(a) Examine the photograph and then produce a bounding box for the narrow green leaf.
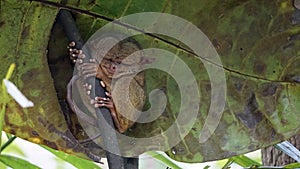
[42,145,102,169]
[0,161,7,169]
[4,63,15,80]
[5,133,13,139]
[231,155,261,167]
[0,136,17,152]
[0,105,5,150]
[147,151,181,169]
[0,63,15,150]
[0,136,25,157]
[0,88,7,150]
[222,159,234,169]
[203,165,211,169]
[250,164,300,169]
[283,162,300,169]
[0,154,41,169]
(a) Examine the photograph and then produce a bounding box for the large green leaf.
[0,0,299,164]
[0,0,102,162]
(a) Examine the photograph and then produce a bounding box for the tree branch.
[57,9,135,169]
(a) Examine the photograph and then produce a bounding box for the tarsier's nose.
[111,63,118,71]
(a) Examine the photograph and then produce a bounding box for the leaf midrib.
[31,0,299,84]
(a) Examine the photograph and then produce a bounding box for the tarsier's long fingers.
[100,80,106,88]
[78,63,98,71]
[82,80,106,96]
[93,97,114,109]
[104,92,112,99]
[83,83,92,95]
[92,92,113,107]
[76,59,97,67]
[67,41,85,63]
[80,70,97,78]
[92,94,120,131]
[77,60,99,78]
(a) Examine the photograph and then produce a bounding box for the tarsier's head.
[99,38,143,79]
[88,35,153,79]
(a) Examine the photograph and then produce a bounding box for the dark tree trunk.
[262,135,300,166]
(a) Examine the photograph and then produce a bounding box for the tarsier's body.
[69,37,146,133]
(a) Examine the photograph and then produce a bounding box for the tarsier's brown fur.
[70,36,147,133]
[93,39,146,133]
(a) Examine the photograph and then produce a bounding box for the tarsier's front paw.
[93,94,113,108]
[91,92,117,115]
[83,79,106,96]
[87,82,115,110]
[67,41,85,63]
[68,42,100,79]
[77,60,99,79]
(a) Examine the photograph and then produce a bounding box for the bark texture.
[262,135,300,166]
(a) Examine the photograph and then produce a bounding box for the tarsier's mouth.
[106,68,116,75]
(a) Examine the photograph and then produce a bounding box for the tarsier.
[67,36,149,133]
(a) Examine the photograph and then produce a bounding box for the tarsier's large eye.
[114,60,122,65]
[102,57,121,63]
[102,58,114,65]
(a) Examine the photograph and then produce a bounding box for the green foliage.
[1,136,17,152]
[222,155,261,168]
[0,63,15,148]
[0,64,100,169]
[42,145,102,169]
[0,0,300,165]
[0,64,44,169]
[0,154,41,169]
[248,162,300,169]
[147,151,181,169]
[0,131,103,169]
[0,0,99,161]
[0,1,298,167]
[283,162,300,169]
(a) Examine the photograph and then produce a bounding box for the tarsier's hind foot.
[67,41,85,63]
[88,81,115,114]
[77,61,99,78]
[87,81,121,131]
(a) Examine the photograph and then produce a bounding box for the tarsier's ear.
[140,57,155,65]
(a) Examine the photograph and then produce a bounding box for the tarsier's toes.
[67,41,85,63]
[93,96,113,108]
[83,83,92,95]
[91,97,104,108]
[90,99,96,105]
[76,58,83,64]
[68,41,76,48]
[90,58,96,62]
[100,80,106,88]
[77,62,98,78]
[104,92,112,98]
